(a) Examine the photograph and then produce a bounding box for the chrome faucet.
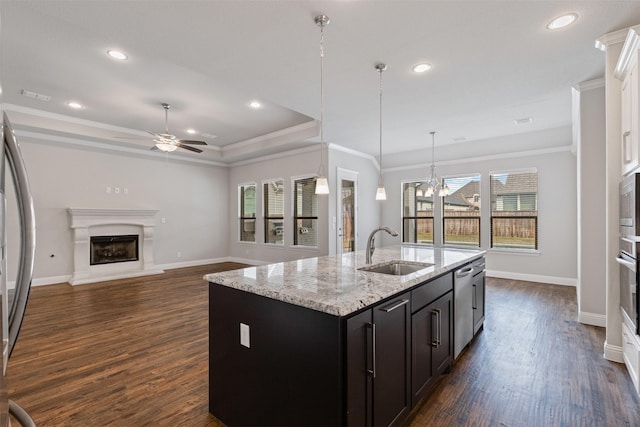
[366,226,399,264]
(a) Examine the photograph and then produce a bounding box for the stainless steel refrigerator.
[1,112,37,426]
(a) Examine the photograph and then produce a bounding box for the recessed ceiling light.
[186,129,197,135]
[66,101,83,109]
[412,63,432,73]
[106,49,128,60]
[249,101,261,109]
[547,13,577,30]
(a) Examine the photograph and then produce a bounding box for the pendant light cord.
[378,66,384,185]
[318,20,326,176]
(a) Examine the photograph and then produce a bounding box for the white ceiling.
[1,1,639,166]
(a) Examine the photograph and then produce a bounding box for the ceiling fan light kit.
[149,103,207,154]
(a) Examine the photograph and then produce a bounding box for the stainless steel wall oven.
[619,173,640,335]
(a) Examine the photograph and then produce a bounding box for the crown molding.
[614,25,640,80]
[595,26,633,52]
[15,130,228,167]
[573,78,605,92]
[383,145,572,173]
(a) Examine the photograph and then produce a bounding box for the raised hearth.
[67,208,164,285]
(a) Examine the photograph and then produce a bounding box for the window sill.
[290,245,319,251]
[487,247,540,256]
[261,243,286,248]
[237,240,256,245]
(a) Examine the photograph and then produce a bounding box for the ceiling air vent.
[21,89,51,102]
[201,133,217,139]
[514,117,532,125]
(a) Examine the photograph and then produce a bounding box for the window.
[263,179,284,245]
[442,175,481,247]
[402,182,434,244]
[239,183,256,242]
[293,177,318,247]
[490,171,538,250]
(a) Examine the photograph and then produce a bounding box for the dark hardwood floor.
[7,266,640,426]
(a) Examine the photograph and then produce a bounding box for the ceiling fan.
[148,103,207,153]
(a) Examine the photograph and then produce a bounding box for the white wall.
[227,147,330,263]
[380,128,577,285]
[328,146,382,255]
[574,80,606,326]
[5,139,229,284]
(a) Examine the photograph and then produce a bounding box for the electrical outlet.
[240,323,250,348]
[115,187,120,194]
[177,251,181,258]
[106,186,111,194]
[123,188,129,195]
[161,217,166,224]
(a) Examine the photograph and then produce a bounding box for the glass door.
[337,169,357,256]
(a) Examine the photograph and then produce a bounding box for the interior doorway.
[337,168,358,255]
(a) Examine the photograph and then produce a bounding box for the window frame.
[489,168,538,251]
[401,180,435,245]
[441,173,482,248]
[238,182,257,243]
[262,178,285,246]
[292,175,319,248]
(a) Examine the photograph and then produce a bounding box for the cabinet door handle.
[472,284,477,309]
[367,322,376,378]
[436,308,442,346]
[430,310,438,347]
[380,298,409,313]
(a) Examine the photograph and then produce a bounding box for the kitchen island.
[205,245,485,427]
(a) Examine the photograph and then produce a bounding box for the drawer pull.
[380,298,409,313]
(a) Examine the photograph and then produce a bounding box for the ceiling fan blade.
[177,143,203,153]
[150,146,159,151]
[177,139,207,145]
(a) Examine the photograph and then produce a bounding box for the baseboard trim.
[69,268,165,285]
[486,270,577,287]
[579,311,606,327]
[604,341,624,363]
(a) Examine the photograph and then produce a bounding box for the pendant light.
[375,63,388,200]
[425,131,450,197]
[314,15,330,195]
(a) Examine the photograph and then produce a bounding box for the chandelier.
[425,131,449,197]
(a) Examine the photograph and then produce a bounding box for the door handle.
[472,284,477,309]
[4,113,37,357]
[367,322,376,378]
[436,308,442,347]
[430,310,438,347]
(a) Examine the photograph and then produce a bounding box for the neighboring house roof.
[493,173,537,195]
[454,180,481,200]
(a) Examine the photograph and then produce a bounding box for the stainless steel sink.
[359,261,434,276]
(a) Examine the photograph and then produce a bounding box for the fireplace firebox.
[90,235,139,265]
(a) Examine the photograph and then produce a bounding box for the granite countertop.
[204,245,485,317]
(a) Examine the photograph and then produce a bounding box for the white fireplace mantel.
[67,208,164,285]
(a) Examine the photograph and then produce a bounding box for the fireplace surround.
[67,208,164,285]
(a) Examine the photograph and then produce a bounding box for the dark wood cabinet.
[411,290,453,406]
[346,292,411,427]
[472,267,485,335]
[209,264,476,426]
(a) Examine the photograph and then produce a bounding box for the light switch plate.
[240,323,250,348]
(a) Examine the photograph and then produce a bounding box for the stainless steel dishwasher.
[454,264,474,359]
